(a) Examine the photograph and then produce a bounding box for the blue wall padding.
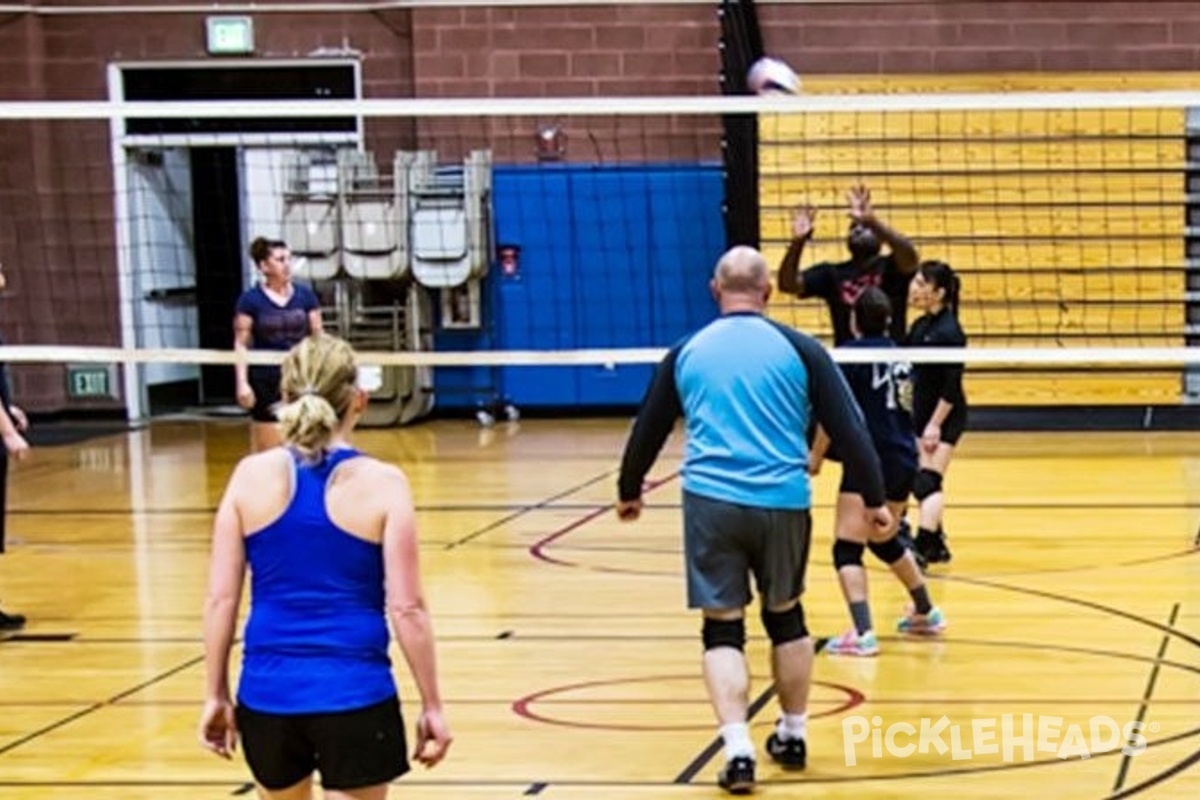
[434,163,725,409]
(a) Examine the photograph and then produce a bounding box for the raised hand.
[792,205,818,240]
[847,184,873,223]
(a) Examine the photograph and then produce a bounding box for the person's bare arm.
[199,463,247,759]
[777,206,818,295]
[848,184,918,274]
[381,466,452,767]
[808,425,830,476]
[233,314,255,408]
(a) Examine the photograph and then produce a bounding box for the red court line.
[512,675,863,732]
[528,472,679,570]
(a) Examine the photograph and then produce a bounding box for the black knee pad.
[761,604,808,646]
[912,468,943,501]
[702,617,746,651]
[832,539,865,570]
[868,535,907,565]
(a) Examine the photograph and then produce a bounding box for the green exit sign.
[206,16,255,55]
[67,365,117,400]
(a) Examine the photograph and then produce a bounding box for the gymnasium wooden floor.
[0,418,1198,799]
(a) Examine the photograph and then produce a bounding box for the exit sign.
[206,16,255,55]
[67,365,117,400]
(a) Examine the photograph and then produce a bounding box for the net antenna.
[718,0,766,248]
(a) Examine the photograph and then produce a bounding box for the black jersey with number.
[907,308,967,425]
[839,337,916,462]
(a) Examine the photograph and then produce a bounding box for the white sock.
[720,722,755,760]
[777,712,808,741]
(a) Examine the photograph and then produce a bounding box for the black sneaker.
[914,529,951,565]
[928,530,952,564]
[717,755,755,795]
[766,732,807,770]
[0,607,26,632]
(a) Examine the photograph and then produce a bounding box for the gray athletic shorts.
[682,490,811,610]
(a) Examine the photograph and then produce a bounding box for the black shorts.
[236,695,409,791]
[913,406,968,446]
[248,367,282,424]
[840,453,916,504]
[682,490,811,610]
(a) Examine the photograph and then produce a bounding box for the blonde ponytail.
[277,334,359,459]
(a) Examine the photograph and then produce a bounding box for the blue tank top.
[237,447,396,714]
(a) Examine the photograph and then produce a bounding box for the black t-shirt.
[800,255,913,345]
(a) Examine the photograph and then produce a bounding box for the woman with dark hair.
[811,287,945,655]
[233,237,323,452]
[905,260,967,572]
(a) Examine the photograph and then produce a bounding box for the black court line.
[0,653,204,758]
[7,502,601,517]
[2,727,1199,791]
[9,508,216,516]
[3,633,77,642]
[443,469,616,550]
[3,731,1200,794]
[1112,602,1182,794]
[672,638,827,785]
[19,499,1200,518]
[940,575,1200,651]
[633,502,1200,511]
[1110,744,1200,799]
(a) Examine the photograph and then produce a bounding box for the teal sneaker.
[825,629,880,657]
[897,605,947,635]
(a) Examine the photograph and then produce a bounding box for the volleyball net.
[0,90,1197,417]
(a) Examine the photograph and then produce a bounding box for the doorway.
[111,59,362,419]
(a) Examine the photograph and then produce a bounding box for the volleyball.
[747,56,800,95]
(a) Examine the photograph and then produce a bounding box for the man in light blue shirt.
[617,245,889,794]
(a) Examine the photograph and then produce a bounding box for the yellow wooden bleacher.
[759,72,1193,405]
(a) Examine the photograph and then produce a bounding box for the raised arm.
[381,467,452,767]
[848,184,918,274]
[776,205,818,295]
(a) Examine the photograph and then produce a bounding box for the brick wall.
[0,10,416,410]
[410,5,717,97]
[758,1,1200,74]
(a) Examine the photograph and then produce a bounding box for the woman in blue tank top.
[201,334,452,797]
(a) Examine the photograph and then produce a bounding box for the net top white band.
[5,91,1200,121]
[0,345,1197,368]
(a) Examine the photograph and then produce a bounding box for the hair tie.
[300,386,318,397]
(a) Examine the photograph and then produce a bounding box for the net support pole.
[717,0,763,249]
